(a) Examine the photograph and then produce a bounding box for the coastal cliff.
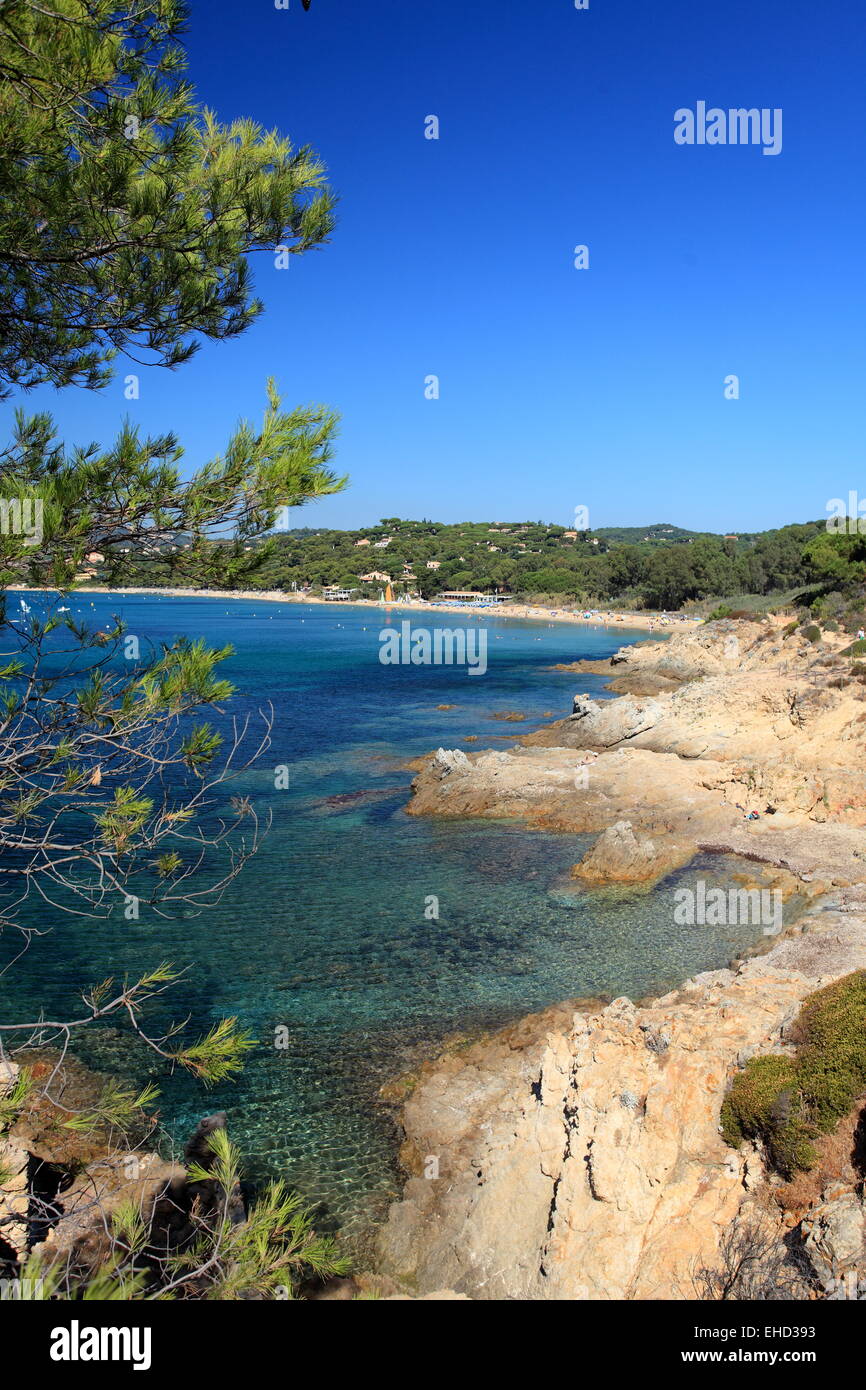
[376,619,866,1299]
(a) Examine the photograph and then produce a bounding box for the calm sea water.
[1,596,782,1252]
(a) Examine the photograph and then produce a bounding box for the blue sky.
[13,0,866,532]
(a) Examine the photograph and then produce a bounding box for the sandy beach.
[8,585,700,634]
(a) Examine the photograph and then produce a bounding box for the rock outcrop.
[377,620,866,1300]
[407,620,866,886]
[0,1055,244,1292]
[569,820,695,886]
[801,1185,866,1291]
[377,900,866,1300]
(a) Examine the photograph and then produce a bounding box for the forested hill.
[127,516,866,618]
[231,517,841,610]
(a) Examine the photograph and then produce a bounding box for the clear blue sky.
[15,0,866,533]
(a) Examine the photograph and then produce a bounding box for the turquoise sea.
[0,596,786,1252]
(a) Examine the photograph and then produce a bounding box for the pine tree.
[0,3,349,1295]
[0,0,336,396]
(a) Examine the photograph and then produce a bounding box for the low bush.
[720,971,866,1178]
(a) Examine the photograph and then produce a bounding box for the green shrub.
[706,605,733,622]
[782,621,798,637]
[793,972,866,1130]
[720,971,866,1177]
[802,624,822,643]
[823,618,839,632]
[720,1055,814,1176]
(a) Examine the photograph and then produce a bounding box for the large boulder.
[570,820,694,886]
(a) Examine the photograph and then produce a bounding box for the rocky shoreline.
[374,618,866,1299]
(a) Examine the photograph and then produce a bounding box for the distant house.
[725,534,738,541]
[372,537,392,549]
[359,570,391,583]
[426,560,441,570]
[354,538,371,547]
[563,530,577,540]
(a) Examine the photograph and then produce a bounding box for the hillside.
[113,516,866,625]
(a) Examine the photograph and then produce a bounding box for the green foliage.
[802,624,822,643]
[721,971,866,1177]
[720,1055,814,1176]
[4,1249,148,1301]
[172,1016,257,1085]
[228,517,830,610]
[96,787,155,854]
[0,0,336,396]
[793,972,866,1130]
[62,1080,160,1134]
[0,382,345,593]
[803,531,866,587]
[0,1064,33,1130]
[0,0,351,1306]
[176,1126,349,1299]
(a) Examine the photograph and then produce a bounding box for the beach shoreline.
[5,585,699,634]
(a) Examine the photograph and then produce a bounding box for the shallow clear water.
[0,596,785,1252]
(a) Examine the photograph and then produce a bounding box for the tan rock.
[377,907,866,1300]
[570,821,695,886]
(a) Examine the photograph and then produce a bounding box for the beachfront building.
[322,586,357,601]
[437,590,508,607]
